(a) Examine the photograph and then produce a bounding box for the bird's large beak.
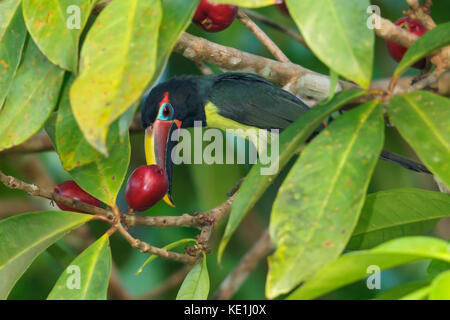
[145,119,182,207]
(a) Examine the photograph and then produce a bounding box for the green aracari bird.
[141,72,430,206]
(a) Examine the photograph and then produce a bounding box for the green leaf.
[400,286,431,300]
[0,211,92,300]
[376,280,430,300]
[176,255,209,300]
[0,2,27,109]
[327,69,339,102]
[429,270,450,300]
[47,242,77,267]
[348,188,450,250]
[69,122,130,207]
[0,0,20,38]
[218,89,366,262]
[136,238,196,275]
[70,0,162,154]
[287,236,450,300]
[55,76,101,171]
[427,258,450,279]
[388,91,450,188]
[44,112,58,145]
[0,38,65,152]
[45,96,131,206]
[118,103,138,140]
[286,0,374,88]
[22,0,95,72]
[377,254,450,300]
[267,100,384,298]
[394,22,450,77]
[47,234,111,300]
[211,0,275,7]
[151,0,200,84]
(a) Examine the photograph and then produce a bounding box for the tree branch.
[214,229,273,300]
[124,196,233,232]
[109,264,134,300]
[0,170,114,218]
[0,170,236,265]
[138,265,192,300]
[2,133,54,154]
[174,32,352,100]
[90,1,446,103]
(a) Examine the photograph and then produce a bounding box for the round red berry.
[386,17,427,69]
[125,165,169,212]
[193,0,238,33]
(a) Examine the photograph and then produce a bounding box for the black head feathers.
[141,76,209,129]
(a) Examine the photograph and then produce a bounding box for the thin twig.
[138,265,192,300]
[243,9,306,46]
[197,195,236,247]
[374,14,418,47]
[109,265,134,300]
[237,9,290,63]
[405,0,436,30]
[195,61,214,75]
[2,133,54,154]
[116,222,197,264]
[214,229,273,300]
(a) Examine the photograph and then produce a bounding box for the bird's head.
[141,76,207,206]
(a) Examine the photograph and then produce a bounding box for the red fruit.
[54,180,101,213]
[386,17,427,69]
[276,0,289,16]
[125,165,168,211]
[193,0,238,33]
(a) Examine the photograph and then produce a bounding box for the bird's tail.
[320,114,431,174]
[293,100,430,175]
[379,150,431,174]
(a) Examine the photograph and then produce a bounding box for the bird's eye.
[163,105,171,116]
[157,103,174,121]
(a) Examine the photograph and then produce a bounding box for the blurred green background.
[1,1,449,300]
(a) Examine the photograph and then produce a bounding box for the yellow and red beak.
[145,119,181,207]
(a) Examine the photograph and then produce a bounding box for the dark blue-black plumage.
[141,73,310,130]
